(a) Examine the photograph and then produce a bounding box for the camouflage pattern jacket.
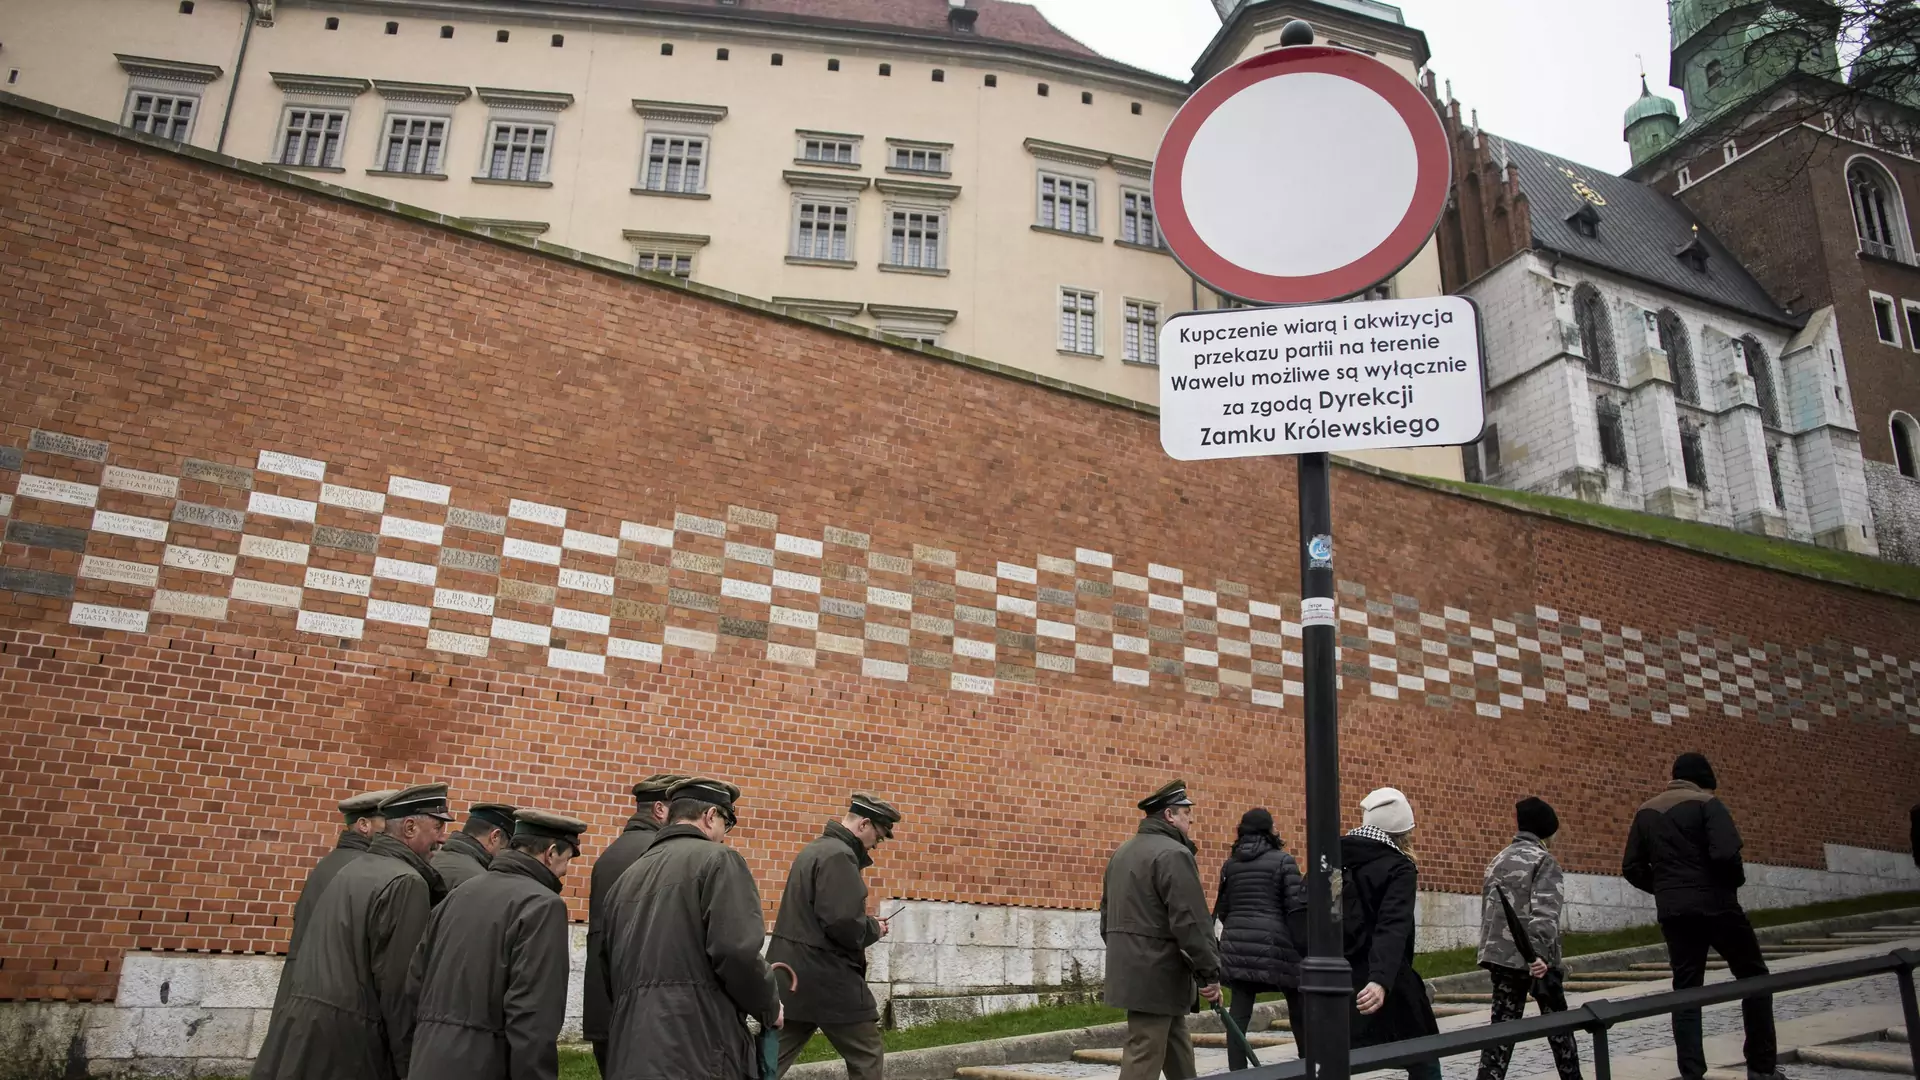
[1476,832,1564,971]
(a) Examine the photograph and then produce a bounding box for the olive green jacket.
[1099,817,1220,1015]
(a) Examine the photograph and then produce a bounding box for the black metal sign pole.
[1296,449,1350,1080]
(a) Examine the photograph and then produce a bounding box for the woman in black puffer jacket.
[1214,807,1308,1070]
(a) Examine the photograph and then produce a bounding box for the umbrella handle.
[771,961,799,991]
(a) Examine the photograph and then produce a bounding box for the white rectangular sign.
[1158,295,1485,461]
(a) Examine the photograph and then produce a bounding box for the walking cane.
[762,962,799,1080]
[1212,1002,1262,1069]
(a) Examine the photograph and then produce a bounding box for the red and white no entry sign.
[1152,45,1451,305]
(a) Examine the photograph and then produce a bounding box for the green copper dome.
[1624,76,1682,168]
[1625,77,1681,127]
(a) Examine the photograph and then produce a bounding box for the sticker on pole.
[1158,295,1485,461]
[1151,45,1451,305]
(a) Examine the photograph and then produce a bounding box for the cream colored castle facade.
[0,0,1458,477]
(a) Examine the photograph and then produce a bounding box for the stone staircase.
[1792,1024,1913,1076]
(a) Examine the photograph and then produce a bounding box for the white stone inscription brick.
[553,607,611,635]
[320,484,386,513]
[954,638,996,661]
[257,451,326,481]
[621,522,674,547]
[240,535,309,565]
[153,590,228,620]
[502,537,562,565]
[0,494,10,516]
[1113,571,1149,592]
[71,604,149,632]
[80,556,159,588]
[231,579,302,608]
[93,510,169,542]
[549,648,605,674]
[491,618,551,646]
[996,562,1037,584]
[772,569,821,593]
[296,610,363,638]
[381,515,444,546]
[608,637,664,663]
[950,672,995,694]
[1148,594,1183,613]
[955,570,996,592]
[305,568,371,596]
[664,625,717,651]
[374,557,437,587]
[1037,620,1076,641]
[868,587,912,611]
[558,568,614,595]
[1148,563,1183,583]
[864,658,910,681]
[1113,666,1150,686]
[563,529,619,557]
[722,578,773,604]
[434,588,495,615]
[428,629,490,656]
[775,533,823,558]
[164,546,237,576]
[248,491,317,523]
[766,642,815,667]
[102,467,180,499]
[1249,600,1283,620]
[771,606,819,630]
[18,475,100,507]
[996,595,1037,618]
[367,599,431,627]
[388,476,450,504]
[509,499,567,527]
[1075,547,1113,567]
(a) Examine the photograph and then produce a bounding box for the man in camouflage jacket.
[1475,798,1581,1080]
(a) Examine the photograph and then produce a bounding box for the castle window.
[1572,283,1619,381]
[1872,293,1901,346]
[1657,309,1699,405]
[1892,412,1919,479]
[1595,397,1629,468]
[1704,59,1723,88]
[1849,160,1908,261]
[1679,421,1707,489]
[1739,335,1781,426]
[1765,443,1785,508]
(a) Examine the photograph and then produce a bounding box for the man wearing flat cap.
[585,773,681,1075]
[258,788,396,1046]
[252,783,453,1080]
[602,778,782,1080]
[433,801,518,893]
[406,808,588,1080]
[768,792,902,1079]
[1100,779,1222,1080]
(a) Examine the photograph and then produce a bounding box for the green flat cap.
[668,777,741,827]
[467,802,518,835]
[379,783,453,821]
[339,789,398,822]
[1138,779,1193,814]
[514,808,589,856]
[632,773,684,801]
[849,792,901,838]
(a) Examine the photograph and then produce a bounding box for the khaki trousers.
[1119,1011,1195,1080]
[775,1019,885,1080]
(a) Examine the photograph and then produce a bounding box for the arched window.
[1705,59,1724,88]
[1894,411,1919,479]
[1849,159,1909,260]
[1657,309,1699,404]
[1572,284,1619,381]
[1740,335,1781,427]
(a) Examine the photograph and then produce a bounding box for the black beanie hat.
[1238,807,1274,835]
[1515,797,1559,839]
[1672,752,1718,790]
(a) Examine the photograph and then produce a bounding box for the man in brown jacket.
[1100,779,1222,1080]
[602,778,783,1080]
[406,808,588,1080]
[431,801,517,893]
[769,793,903,1079]
[251,783,451,1080]
[586,773,681,1074]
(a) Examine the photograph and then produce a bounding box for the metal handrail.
[1216,947,1920,1080]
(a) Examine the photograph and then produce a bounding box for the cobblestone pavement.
[1434,974,1901,1080]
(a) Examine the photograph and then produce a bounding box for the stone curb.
[1794,1045,1915,1074]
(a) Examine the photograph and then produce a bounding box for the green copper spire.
[1666,0,1841,119]
[1625,75,1682,167]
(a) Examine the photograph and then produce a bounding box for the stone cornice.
[867,304,958,324]
[632,99,729,125]
[465,218,549,235]
[1111,154,1153,179]
[886,136,955,151]
[1023,138,1110,171]
[372,79,471,106]
[115,54,224,86]
[270,72,372,99]
[771,296,865,318]
[622,229,712,250]
[783,170,872,193]
[874,178,961,201]
[476,87,575,112]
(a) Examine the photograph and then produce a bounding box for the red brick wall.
[1,104,1916,1003]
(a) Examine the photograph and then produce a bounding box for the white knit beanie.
[1361,787,1415,834]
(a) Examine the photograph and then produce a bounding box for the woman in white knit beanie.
[1343,787,1440,1080]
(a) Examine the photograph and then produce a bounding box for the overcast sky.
[1029,0,1678,175]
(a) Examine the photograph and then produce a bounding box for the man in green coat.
[602,778,782,1080]
[1100,779,1222,1080]
[261,788,396,1031]
[586,773,681,1075]
[406,809,588,1080]
[431,802,517,893]
[769,793,903,1079]
[250,783,451,1080]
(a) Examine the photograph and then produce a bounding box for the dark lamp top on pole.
[1278,19,1315,46]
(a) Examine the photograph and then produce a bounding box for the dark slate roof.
[1487,133,1797,326]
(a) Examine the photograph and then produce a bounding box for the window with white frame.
[1120,190,1158,247]
[1904,300,1920,351]
[126,92,198,141]
[891,145,947,173]
[641,135,706,194]
[886,209,943,269]
[382,115,448,174]
[636,251,693,278]
[799,136,857,166]
[1038,173,1094,234]
[1850,160,1909,262]
[793,201,852,261]
[1123,300,1160,364]
[485,122,552,181]
[279,108,347,167]
[1872,293,1902,346]
[1059,288,1098,354]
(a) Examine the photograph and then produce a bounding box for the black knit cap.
[1515,797,1559,839]
[1238,808,1274,835]
[1672,752,1718,790]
